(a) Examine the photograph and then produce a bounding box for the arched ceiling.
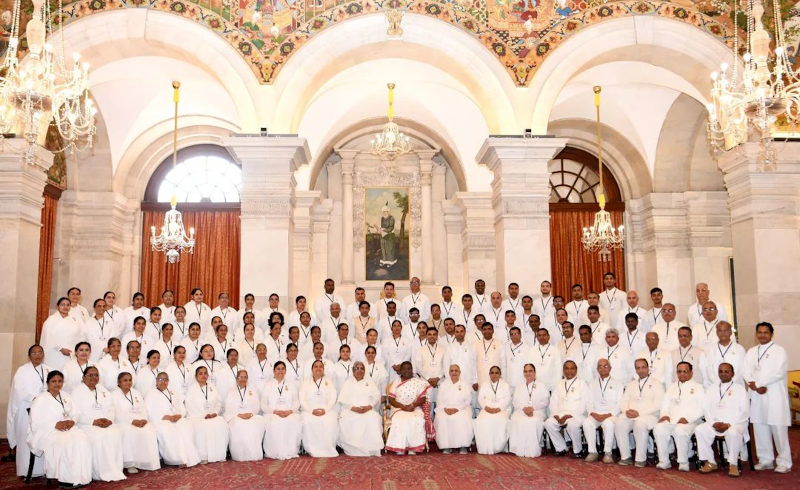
[45,0,732,87]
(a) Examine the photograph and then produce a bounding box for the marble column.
[719,143,800,361]
[432,160,447,286]
[442,199,466,291]
[292,190,322,297]
[418,150,437,284]
[454,192,496,291]
[477,137,566,294]
[225,135,310,306]
[336,149,357,285]
[0,140,53,436]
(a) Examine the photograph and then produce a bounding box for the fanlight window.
[549,157,601,204]
[157,154,242,203]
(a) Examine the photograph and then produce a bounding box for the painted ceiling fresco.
[0,0,744,86]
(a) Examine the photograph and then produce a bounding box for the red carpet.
[2,429,798,489]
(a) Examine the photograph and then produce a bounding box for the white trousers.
[653,421,698,465]
[614,415,657,462]
[695,422,747,464]
[583,416,616,454]
[753,423,792,469]
[544,415,586,454]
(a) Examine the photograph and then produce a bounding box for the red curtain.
[549,207,626,300]
[140,206,241,309]
[36,186,61,340]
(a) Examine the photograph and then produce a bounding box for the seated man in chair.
[696,362,749,477]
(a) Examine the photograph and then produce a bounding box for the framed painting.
[365,187,410,281]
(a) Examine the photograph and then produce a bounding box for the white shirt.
[598,288,626,314]
[549,377,588,418]
[400,292,431,322]
[638,348,672,387]
[651,321,682,352]
[660,379,704,423]
[531,342,563,391]
[504,341,535,389]
[743,341,790,426]
[619,376,664,418]
[314,293,345,323]
[616,306,651,333]
[622,328,646,357]
[444,340,478,386]
[687,300,729,327]
[700,341,746,388]
[565,300,589,325]
[587,376,623,416]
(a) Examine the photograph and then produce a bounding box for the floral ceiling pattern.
[1,0,736,86]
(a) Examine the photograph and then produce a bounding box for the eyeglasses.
[702,307,717,311]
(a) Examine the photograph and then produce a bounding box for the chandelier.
[150,81,195,264]
[706,0,800,171]
[370,83,411,160]
[0,0,96,164]
[582,86,624,262]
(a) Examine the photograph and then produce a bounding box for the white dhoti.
[434,410,474,450]
[695,422,747,465]
[154,419,200,467]
[614,415,657,463]
[338,410,384,456]
[582,416,617,454]
[263,413,302,460]
[653,421,698,464]
[474,411,509,454]
[118,423,161,471]
[228,415,266,461]
[301,412,339,457]
[544,415,586,454]
[191,417,229,463]
[753,423,791,468]
[385,410,426,453]
[509,412,545,458]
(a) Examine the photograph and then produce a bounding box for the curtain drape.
[549,207,626,300]
[36,187,60,340]
[140,206,241,310]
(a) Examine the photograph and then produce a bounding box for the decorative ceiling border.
[57,0,733,86]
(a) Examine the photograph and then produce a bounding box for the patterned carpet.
[1,429,797,489]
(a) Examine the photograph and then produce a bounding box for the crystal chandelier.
[370,83,411,160]
[706,0,800,171]
[582,86,624,262]
[150,81,195,264]
[0,0,96,164]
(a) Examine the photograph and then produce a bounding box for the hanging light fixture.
[0,0,96,164]
[706,0,800,171]
[582,86,624,262]
[370,83,411,160]
[150,81,196,264]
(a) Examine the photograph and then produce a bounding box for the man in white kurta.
[690,301,722,349]
[144,373,200,467]
[621,313,647,358]
[474,323,506,386]
[638,332,672,388]
[501,282,525,326]
[614,290,651,333]
[401,277,431,322]
[565,284,589,325]
[7,345,49,477]
[699,321,745,388]
[386,362,431,455]
[615,358,665,466]
[696,362,749,477]
[504,327,535,389]
[653,361,705,471]
[544,361,589,456]
[583,358,624,463]
[531,328,563,392]
[670,327,704,386]
[314,278,346,323]
[744,322,792,473]
[414,327,446,403]
[686,283,729,327]
[598,272,626,315]
[587,306,611,347]
[651,304,682,352]
[602,329,633,385]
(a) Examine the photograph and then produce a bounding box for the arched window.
[144,145,241,203]
[548,147,622,205]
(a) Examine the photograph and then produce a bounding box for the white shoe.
[656,461,671,470]
[754,461,775,471]
[442,449,452,454]
[678,463,690,472]
[408,451,417,455]
[775,465,791,474]
[459,447,469,454]
[126,467,138,474]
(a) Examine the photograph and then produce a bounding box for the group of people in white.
[7,274,792,486]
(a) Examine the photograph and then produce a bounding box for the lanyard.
[258,358,268,375]
[194,303,202,317]
[679,346,693,362]
[626,330,638,349]
[339,361,351,377]
[237,387,246,404]
[410,293,421,305]
[483,339,494,357]
[540,296,552,312]
[564,378,577,394]
[151,322,161,338]
[277,380,286,397]
[490,381,499,397]
[300,325,311,339]
[607,345,619,358]
[491,308,502,323]
[652,308,662,323]
[638,376,649,397]
[564,337,576,353]
[53,392,66,413]
[426,343,438,360]
[96,317,106,336]
[204,359,215,374]
[526,381,536,400]
[288,360,299,378]
[369,362,377,377]
[704,320,718,339]
[176,322,186,336]
[538,344,550,359]
[581,343,591,361]
[509,342,523,358]
[314,378,324,392]
[161,389,173,405]
[572,300,584,318]
[757,343,774,366]
[475,295,486,308]
[604,289,617,305]
[508,297,520,311]
[34,364,45,386]
[124,391,134,407]
[598,377,610,400]
[201,386,209,400]
[718,382,733,401]
[442,302,453,316]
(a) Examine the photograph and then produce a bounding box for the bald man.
[615,290,652,333]
[687,283,728,326]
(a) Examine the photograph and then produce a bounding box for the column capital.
[476,136,568,173]
[223,134,310,172]
[334,148,359,163]
[0,139,54,225]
